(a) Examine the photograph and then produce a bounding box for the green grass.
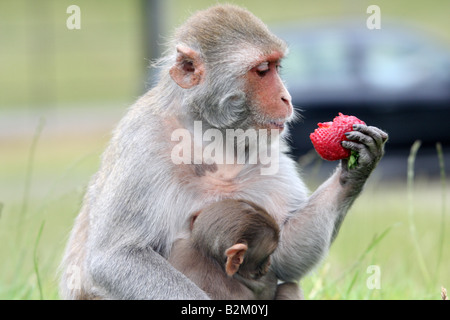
[0,121,107,299]
[299,141,449,299]
[301,180,449,299]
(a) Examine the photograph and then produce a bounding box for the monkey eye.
[255,62,270,77]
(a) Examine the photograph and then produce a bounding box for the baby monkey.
[169,199,302,300]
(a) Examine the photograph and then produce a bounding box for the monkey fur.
[60,4,387,300]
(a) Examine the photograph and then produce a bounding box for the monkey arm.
[271,169,352,282]
[83,185,212,300]
[79,140,212,299]
[88,244,210,300]
[272,125,387,282]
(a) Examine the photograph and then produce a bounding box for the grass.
[301,182,449,299]
[407,141,431,285]
[0,119,107,299]
[435,142,447,279]
[33,221,45,300]
[0,119,448,299]
[299,141,449,300]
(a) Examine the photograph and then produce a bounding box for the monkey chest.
[191,163,304,223]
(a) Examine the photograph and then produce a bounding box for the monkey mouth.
[265,120,285,131]
[250,114,287,131]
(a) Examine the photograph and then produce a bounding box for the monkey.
[168,199,303,300]
[59,4,388,299]
[169,199,279,300]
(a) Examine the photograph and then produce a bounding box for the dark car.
[273,20,450,167]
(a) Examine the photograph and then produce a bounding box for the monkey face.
[168,4,293,133]
[244,52,293,132]
[238,252,273,280]
[237,234,278,280]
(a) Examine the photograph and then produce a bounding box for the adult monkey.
[60,4,387,299]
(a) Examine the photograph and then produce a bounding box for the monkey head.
[167,4,294,132]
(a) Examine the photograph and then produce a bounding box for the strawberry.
[310,113,366,167]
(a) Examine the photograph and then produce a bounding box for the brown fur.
[169,199,281,299]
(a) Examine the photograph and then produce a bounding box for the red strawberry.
[310,113,366,162]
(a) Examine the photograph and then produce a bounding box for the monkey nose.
[281,96,290,106]
[281,95,292,114]
[281,88,292,106]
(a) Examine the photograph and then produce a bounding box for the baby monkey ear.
[225,243,248,276]
[169,45,205,89]
[189,210,201,230]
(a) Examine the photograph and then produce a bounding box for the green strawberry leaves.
[348,150,359,169]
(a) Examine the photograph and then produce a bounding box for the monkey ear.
[225,243,248,276]
[189,210,201,230]
[169,45,205,89]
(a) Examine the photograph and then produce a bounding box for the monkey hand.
[339,124,388,187]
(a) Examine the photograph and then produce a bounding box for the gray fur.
[59,4,387,299]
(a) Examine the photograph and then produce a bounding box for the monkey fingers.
[341,140,371,165]
[345,125,387,157]
[343,133,373,157]
[351,124,388,149]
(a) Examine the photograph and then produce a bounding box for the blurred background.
[0,0,449,299]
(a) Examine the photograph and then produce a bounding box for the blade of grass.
[33,221,45,300]
[434,142,446,279]
[322,223,395,294]
[407,140,431,286]
[18,117,45,241]
[345,269,360,298]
